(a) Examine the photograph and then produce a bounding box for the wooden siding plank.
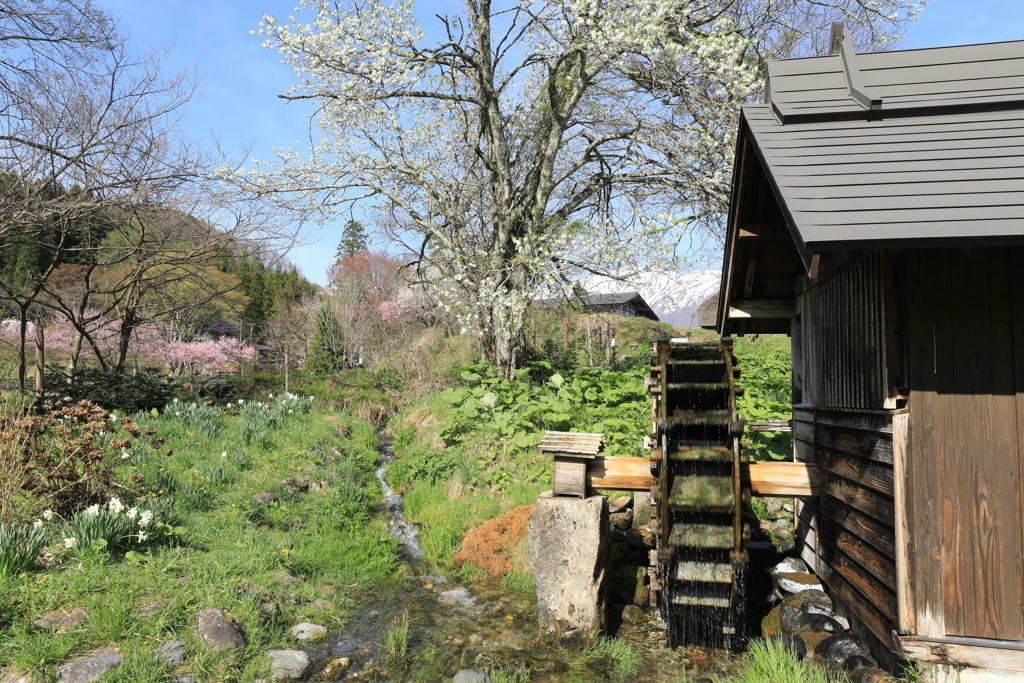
[816,423,894,464]
[778,167,1024,188]
[785,179,1024,200]
[817,558,895,646]
[819,517,898,591]
[904,248,945,638]
[765,138,1024,160]
[814,411,895,433]
[816,447,894,497]
[819,493,896,559]
[893,412,913,633]
[899,637,1024,672]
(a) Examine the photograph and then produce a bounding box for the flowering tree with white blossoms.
[241,0,925,375]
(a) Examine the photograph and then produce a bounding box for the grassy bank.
[0,395,396,680]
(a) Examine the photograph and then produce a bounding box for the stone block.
[528,491,608,644]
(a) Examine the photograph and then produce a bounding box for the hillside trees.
[239,0,923,376]
[0,2,297,389]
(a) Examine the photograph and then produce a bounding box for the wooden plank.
[822,474,894,525]
[744,461,822,497]
[587,457,652,491]
[815,410,894,434]
[729,300,794,320]
[817,558,894,646]
[899,637,1024,673]
[585,457,821,498]
[816,446,894,497]
[793,420,815,444]
[892,412,913,633]
[904,248,947,638]
[829,544,898,622]
[819,494,896,559]
[819,517,897,591]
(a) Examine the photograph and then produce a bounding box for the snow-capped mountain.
[583,269,722,329]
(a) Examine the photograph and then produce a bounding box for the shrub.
[4,398,168,517]
[39,367,177,414]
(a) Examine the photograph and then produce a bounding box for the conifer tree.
[335,219,367,259]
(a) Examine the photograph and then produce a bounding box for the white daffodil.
[84,504,100,517]
[139,510,154,527]
[121,448,130,459]
[221,451,227,458]
[137,532,148,542]
[42,509,54,521]
[64,537,77,548]
[32,519,43,528]
[127,507,138,519]
[108,497,124,513]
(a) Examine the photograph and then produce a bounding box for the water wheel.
[647,337,748,651]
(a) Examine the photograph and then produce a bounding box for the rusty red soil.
[452,504,535,581]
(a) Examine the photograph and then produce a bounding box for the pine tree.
[306,303,347,373]
[336,219,368,258]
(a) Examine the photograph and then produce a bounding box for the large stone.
[782,589,833,616]
[154,641,186,665]
[761,606,782,636]
[623,527,655,550]
[849,669,890,683]
[34,607,88,632]
[791,627,828,656]
[252,493,278,505]
[289,622,328,641]
[632,491,653,528]
[267,650,310,681]
[763,633,806,661]
[608,496,632,514]
[452,671,492,683]
[816,632,869,667]
[56,650,121,683]
[610,511,633,530]
[528,492,608,644]
[1,670,33,683]
[773,571,824,594]
[197,609,246,652]
[773,557,810,574]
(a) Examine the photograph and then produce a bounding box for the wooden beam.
[586,457,821,497]
[738,222,788,239]
[898,636,1024,673]
[729,300,795,320]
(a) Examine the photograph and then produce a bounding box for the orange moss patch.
[452,505,535,581]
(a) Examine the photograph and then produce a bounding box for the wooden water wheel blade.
[665,412,732,426]
[669,446,733,462]
[670,590,733,609]
[669,476,735,511]
[668,524,735,549]
[674,561,734,583]
[664,382,730,390]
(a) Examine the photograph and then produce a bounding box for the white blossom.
[127,507,138,519]
[139,510,154,527]
[42,509,54,521]
[84,504,100,517]
[108,497,124,513]
[33,519,43,528]
[64,537,77,548]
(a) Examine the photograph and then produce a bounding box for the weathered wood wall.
[792,252,901,647]
[903,247,1024,643]
[794,407,899,646]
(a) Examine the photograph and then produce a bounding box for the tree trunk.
[34,318,44,392]
[68,329,85,381]
[16,308,28,393]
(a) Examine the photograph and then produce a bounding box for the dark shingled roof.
[533,291,659,320]
[745,33,1024,257]
[697,292,719,329]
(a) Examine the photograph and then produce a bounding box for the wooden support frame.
[897,635,1024,673]
[729,300,795,320]
[585,457,821,498]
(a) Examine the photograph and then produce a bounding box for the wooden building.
[708,25,1024,679]
[534,291,660,320]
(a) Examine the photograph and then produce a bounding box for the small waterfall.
[374,432,425,563]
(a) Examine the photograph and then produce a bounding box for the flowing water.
[300,432,745,682]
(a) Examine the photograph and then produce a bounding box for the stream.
[299,434,744,682]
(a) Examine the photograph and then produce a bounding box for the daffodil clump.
[239,392,315,447]
[45,497,181,564]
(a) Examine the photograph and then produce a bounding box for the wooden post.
[34,319,44,392]
[586,324,593,366]
[605,323,612,364]
[284,351,290,393]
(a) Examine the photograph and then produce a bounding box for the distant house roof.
[534,291,659,321]
[742,30,1024,266]
[697,292,719,329]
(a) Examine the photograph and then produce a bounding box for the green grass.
[0,402,397,680]
[730,637,848,683]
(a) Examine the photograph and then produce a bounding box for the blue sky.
[102,0,1024,285]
